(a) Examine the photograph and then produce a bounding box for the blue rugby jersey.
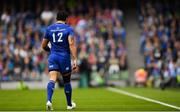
[44,23,74,55]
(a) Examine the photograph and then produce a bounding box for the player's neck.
[56,20,66,24]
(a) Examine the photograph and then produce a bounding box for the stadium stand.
[0,0,128,87]
[138,0,180,88]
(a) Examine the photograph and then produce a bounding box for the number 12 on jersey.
[52,32,63,42]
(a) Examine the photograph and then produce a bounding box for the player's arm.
[68,35,77,68]
[41,39,50,52]
[42,28,50,52]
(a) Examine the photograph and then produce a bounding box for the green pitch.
[0,87,180,111]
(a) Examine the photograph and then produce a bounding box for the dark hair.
[56,11,68,21]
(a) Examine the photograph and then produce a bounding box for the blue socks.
[47,80,55,103]
[64,83,72,106]
[47,80,72,106]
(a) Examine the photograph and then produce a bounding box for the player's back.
[46,23,73,56]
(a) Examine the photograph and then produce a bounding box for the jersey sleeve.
[44,28,49,40]
[68,27,75,38]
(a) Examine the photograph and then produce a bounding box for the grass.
[0,87,180,111]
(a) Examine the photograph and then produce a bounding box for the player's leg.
[62,74,72,105]
[62,74,76,110]
[47,71,58,103]
[46,54,60,110]
[46,71,59,111]
[60,57,76,109]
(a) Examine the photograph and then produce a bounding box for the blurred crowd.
[138,0,180,88]
[0,0,128,82]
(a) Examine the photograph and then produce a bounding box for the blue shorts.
[48,53,71,74]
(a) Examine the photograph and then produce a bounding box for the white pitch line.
[107,87,180,110]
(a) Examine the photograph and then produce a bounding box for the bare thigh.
[49,71,61,82]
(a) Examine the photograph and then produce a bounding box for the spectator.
[138,0,180,88]
[135,68,148,87]
[0,0,128,83]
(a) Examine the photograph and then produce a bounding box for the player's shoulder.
[46,23,57,30]
[66,24,74,31]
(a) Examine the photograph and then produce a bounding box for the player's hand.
[72,59,79,73]
[72,60,77,70]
